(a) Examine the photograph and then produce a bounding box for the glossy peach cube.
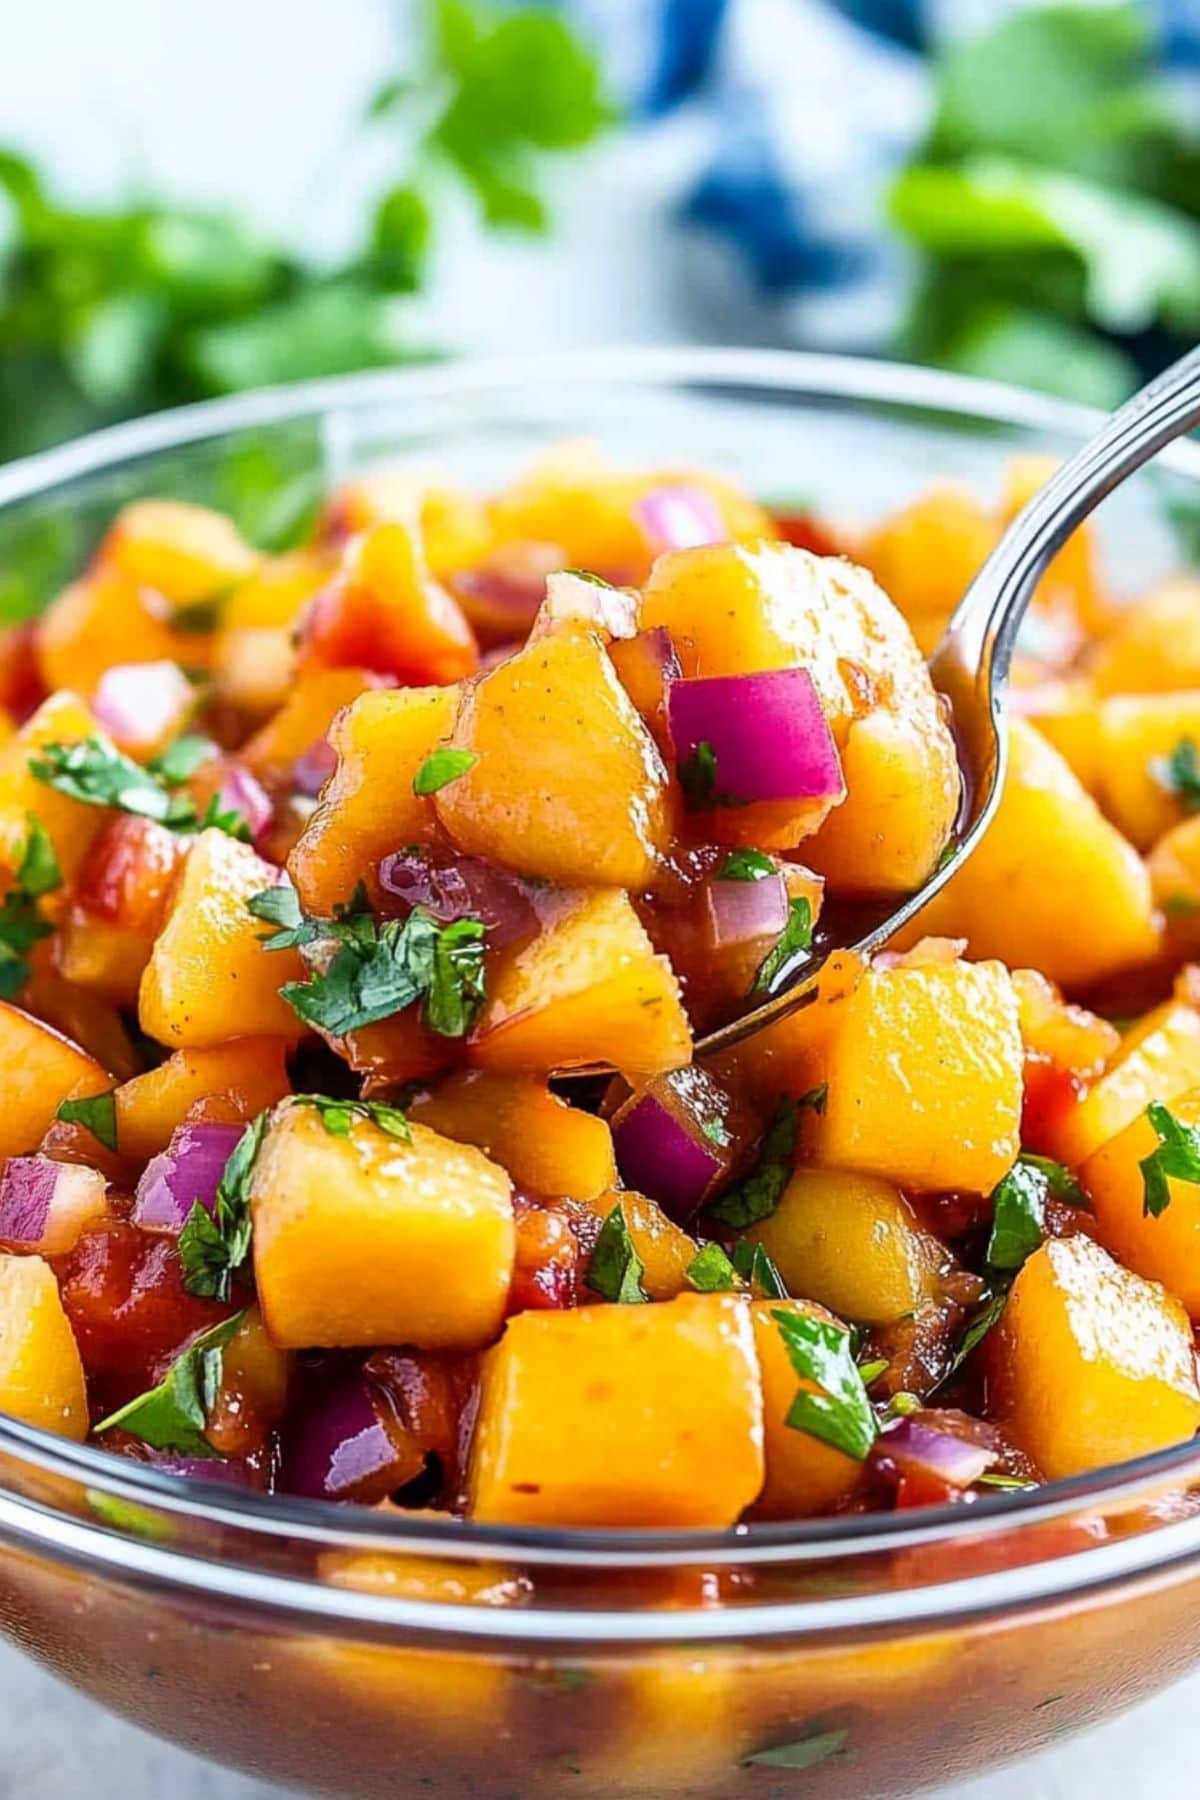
[0,1253,88,1439]
[992,1235,1200,1479]
[468,1293,763,1527]
[251,1103,514,1350]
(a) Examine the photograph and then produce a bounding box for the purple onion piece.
[705,870,789,951]
[217,764,274,845]
[880,1419,997,1490]
[378,849,539,951]
[141,1451,256,1488]
[539,571,638,639]
[634,483,727,553]
[291,736,337,797]
[278,1374,407,1503]
[667,667,843,804]
[0,1157,59,1244]
[133,1123,245,1233]
[612,1088,726,1225]
[93,662,190,748]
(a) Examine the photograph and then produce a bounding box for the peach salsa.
[0,443,1198,1529]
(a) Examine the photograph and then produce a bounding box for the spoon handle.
[945,341,1200,699]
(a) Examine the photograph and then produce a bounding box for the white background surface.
[0,1,1196,1793]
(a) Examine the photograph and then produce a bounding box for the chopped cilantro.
[412,747,479,796]
[30,737,192,824]
[197,794,252,842]
[30,736,250,841]
[717,848,775,882]
[987,1161,1049,1271]
[700,1116,730,1147]
[942,1286,1011,1384]
[856,1357,889,1386]
[751,895,813,995]
[744,1727,852,1771]
[708,1090,825,1230]
[586,1201,647,1304]
[148,735,212,786]
[278,904,486,1040]
[685,1242,739,1292]
[561,569,613,588]
[1016,1151,1088,1209]
[731,1235,787,1297]
[247,881,311,949]
[0,814,61,998]
[291,1093,411,1141]
[976,1472,1036,1491]
[1139,1100,1200,1218]
[178,1111,270,1301]
[770,1307,878,1461]
[1164,894,1200,918]
[55,1089,118,1153]
[94,1312,246,1456]
[1153,736,1200,813]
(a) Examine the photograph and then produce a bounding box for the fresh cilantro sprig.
[744,1727,852,1773]
[677,740,751,810]
[1139,1101,1200,1218]
[1153,737,1200,813]
[29,737,251,840]
[178,1112,271,1301]
[0,815,61,998]
[751,896,813,996]
[56,1090,119,1153]
[256,883,487,1040]
[586,1201,647,1304]
[148,735,213,786]
[707,1090,825,1230]
[412,747,478,796]
[771,1307,878,1462]
[292,1093,412,1141]
[94,1312,246,1456]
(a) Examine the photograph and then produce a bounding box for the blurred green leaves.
[0,0,611,462]
[890,2,1200,404]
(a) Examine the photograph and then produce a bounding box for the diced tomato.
[73,816,186,933]
[508,1197,579,1312]
[57,1221,231,1412]
[1022,1058,1088,1158]
[773,510,844,559]
[0,622,45,721]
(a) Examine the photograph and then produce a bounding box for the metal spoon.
[697,341,1200,1060]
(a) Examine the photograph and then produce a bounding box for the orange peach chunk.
[0,1253,88,1439]
[408,1070,616,1200]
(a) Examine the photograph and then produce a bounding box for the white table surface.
[3,3,1199,1793]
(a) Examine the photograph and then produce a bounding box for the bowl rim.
[3,344,1200,1644]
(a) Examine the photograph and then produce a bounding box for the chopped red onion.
[536,571,638,640]
[611,1070,734,1224]
[378,848,538,950]
[278,1373,410,1503]
[0,1156,107,1255]
[216,763,274,845]
[139,1451,256,1488]
[634,483,726,553]
[705,870,790,951]
[93,661,193,753]
[668,668,843,805]
[291,736,337,798]
[133,1123,244,1233]
[878,1418,998,1491]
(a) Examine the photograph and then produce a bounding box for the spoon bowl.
[696,342,1200,1059]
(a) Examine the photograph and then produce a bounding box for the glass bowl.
[1,348,1200,1800]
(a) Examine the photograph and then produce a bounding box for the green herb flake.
[708,1091,825,1230]
[561,569,614,588]
[291,1093,411,1141]
[247,881,310,949]
[678,739,718,809]
[148,735,212,786]
[944,1287,1010,1383]
[56,1089,118,1153]
[700,1116,730,1147]
[717,848,775,882]
[751,896,813,995]
[1139,1100,1200,1218]
[85,1488,175,1542]
[986,1161,1048,1272]
[856,1357,889,1386]
[685,1242,740,1292]
[1153,736,1200,813]
[30,736,185,823]
[731,1235,788,1298]
[0,814,62,997]
[771,1308,878,1461]
[744,1726,852,1771]
[586,1201,647,1304]
[94,1311,246,1456]
[412,747,479,796]
[279,904,486,1041]
[976,1471,1036,1491]
[178,1110,270,1300]
[197,794,252,842]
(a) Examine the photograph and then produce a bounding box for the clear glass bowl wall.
[1,349,1200,1800]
